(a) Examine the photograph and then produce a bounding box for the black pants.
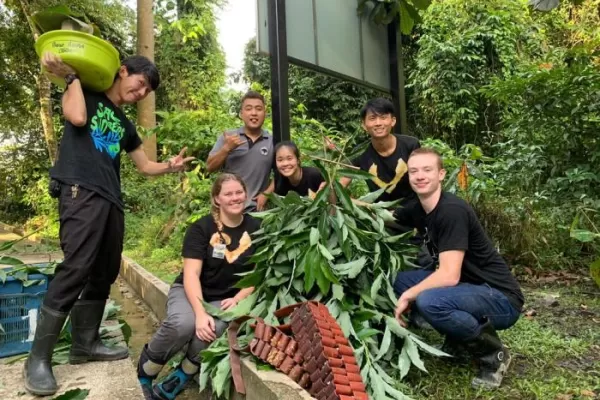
[44,184,124,312]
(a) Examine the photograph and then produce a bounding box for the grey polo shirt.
[209,127,273,209]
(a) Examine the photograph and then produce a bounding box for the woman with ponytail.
[137,173,261,400]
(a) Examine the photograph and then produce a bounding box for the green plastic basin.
[35,30,120,92]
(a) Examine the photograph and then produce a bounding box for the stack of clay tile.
[248,302,369,399]
[249,319,311,388]
[290,302,368,400]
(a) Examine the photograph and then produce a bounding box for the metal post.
[267,0,290,144]
[387,21,408,135]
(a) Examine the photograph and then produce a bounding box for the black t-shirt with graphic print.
[50,90,142,210]
[416,192,524,311]
[274,166,325,197]
[352,134,420,204]
[175,214,262,302]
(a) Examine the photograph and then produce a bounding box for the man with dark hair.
[206,90,274,211]
[23,52,193,396]
[341,97,420,208]
[337,97,428,268]
[394,148,524,389]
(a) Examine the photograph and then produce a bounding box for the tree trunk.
[37,74,58,164]
[19,0,58,164]
[137,0,157,161]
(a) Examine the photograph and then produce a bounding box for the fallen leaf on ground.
[524,309,537,318]
[580,389,596,398]
[555,394,573,400]
[580,304,588,310]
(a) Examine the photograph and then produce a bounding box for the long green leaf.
[51,388,90,400]
[315,260,330,295]
[304,251,317,293]
[371,273,384,300]
[212,355,231,398]
[385,316,410,338]
[332,284,344,300]
[374,325,392,361]
[337,168,373,180]
[358,187,385,203]
[399,1,416,34]
[356,327,380,340]
[0,256,25,266]
[338,311,354,338]
[307,184,330,213]
[317,243,334,261]
[398,344,411,379]
[333,180,354,210]
[309,227,320,246]
[412,335,451,357]
[332,256,367,279]
[405,337,427,372]
[368,366,387,399]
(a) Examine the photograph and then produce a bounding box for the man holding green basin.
[23,52,194,396]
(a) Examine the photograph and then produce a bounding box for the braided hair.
[211,173,247,238]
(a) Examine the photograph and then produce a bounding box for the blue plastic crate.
[0,266,52,358]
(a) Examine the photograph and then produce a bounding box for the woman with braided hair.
[137,173,261,399]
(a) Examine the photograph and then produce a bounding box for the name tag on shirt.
[212,244,226,259]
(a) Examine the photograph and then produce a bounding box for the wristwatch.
[64,73,80,86]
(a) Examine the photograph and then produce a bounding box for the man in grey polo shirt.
[206,91,274,211]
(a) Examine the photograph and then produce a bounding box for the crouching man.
[393,148,524,389]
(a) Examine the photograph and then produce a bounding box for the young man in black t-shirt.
[24,52,194,396]
[393,148,524,389]
[341,98,420,208]
[339,98,430,265]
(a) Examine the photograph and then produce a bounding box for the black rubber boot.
[138,344,165,400]
[464,320,512,389]
[68,300,128,364]
[438,336,471,364]
[23,305,68,396]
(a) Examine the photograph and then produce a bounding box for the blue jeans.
[393,270,521,340]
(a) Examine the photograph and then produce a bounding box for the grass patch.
[399,285,599,400]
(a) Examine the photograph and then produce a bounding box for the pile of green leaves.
[0,234,57,286]
[197,149,448,399]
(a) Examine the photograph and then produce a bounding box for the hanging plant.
[31,5,100,36]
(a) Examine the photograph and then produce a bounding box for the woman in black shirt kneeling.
[274,141,325,197]
[137,173,261,400]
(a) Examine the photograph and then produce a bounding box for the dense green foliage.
[2,0,597,276]
[240,38,380,138]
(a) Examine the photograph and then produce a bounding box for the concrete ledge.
[119,257,311,400]
[120,256,170,321]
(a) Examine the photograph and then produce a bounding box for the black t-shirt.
[417,192,524,310]
[50,90,142,210]
[175,214,262,302]
[352,134,420,204]
[274,166,325,196]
